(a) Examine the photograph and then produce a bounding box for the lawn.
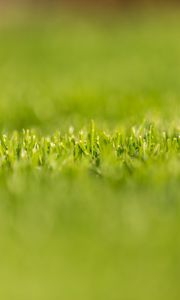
[0,9,180,299]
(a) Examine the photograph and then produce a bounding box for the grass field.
[0,9,180,299]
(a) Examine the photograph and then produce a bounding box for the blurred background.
[0,2,180,300]
[0,0,179,131]
[0,0,180,7]
[0,0,180,13]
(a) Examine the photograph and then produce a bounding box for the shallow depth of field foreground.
[0,8,180,300]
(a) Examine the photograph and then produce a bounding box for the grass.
[0,122,179,175]
[0,9,180,300]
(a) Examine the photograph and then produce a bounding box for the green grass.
[0,9,180,300]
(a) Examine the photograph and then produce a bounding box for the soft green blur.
[0,10,180,300]
[0,10,180,130]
